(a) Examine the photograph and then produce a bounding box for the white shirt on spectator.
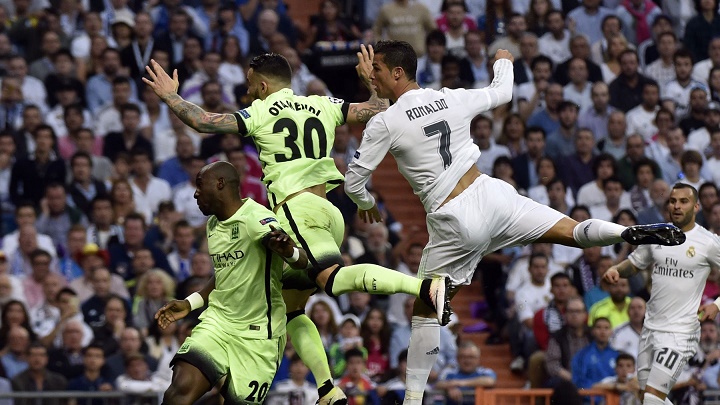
[538,31,572,65]
[625,105,660,142]
[1,232,57,260]
[0,77,48,114]
[269,379,318,405]
[563,82,593,112]
[45,105,93,139]
[130,176,172,224]
[706,157,720,187]
[515,81,543,115]
[506,257,563,295]
[644,59,676,86]
[688,126,712,157]
[661,79,706,120]
[475,142,511,174]
[692,58,714,86]
[610,321,641,359]
[172,181,208,228]
[515,278,552,322]
[590,200,635,221]
[577,182,633,209]
[94,102,151,137]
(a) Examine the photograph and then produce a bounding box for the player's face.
[667,188,699,228]
[194,169,216,216]
[246,68,268,101]
[371,54,395,100]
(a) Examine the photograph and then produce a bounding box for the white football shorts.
[637,328,700,395]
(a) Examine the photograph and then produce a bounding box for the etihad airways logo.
[210,250,246,268]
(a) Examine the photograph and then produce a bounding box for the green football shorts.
[171,321,286,404]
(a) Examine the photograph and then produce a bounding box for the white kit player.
[604,183,720,405]
[343,40,687,404]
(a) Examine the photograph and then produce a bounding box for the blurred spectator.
[329,314,365,378]
[0,252,25,305]
[21,249,53,310]
[511,126,546,191]
[90,295,127,356]
[166,221,195,283]
[681,88,710,136]
[309,299,337,351]
[108,212,171,280]
[589,15,623,66]
[588,278,631,328]
[514,32,539,85]
[47,320,86,380]
[571,317,619,389]
[579,82,616,143]
[567,0,614,44]
[373,0,435,57]
[609,51,654,113]
[67,343,114,405]
[1,325,30,379]
[488,13,525,59]
[539,11,571,65]
[688,100,720,156]
[509,253,551,372]
[644,31,678,86]
[171,36,202,85]
[175,253,212,300]
[678,149,708,189]
[376,349,408,405]
[629,158,657,212]
[70,11,104,61]
[2,202,56,259]
[5,54,47,114]
[558,128,596,196]
[11,342,67,405]
[337,348,374,404]
[9,125,66,207]
[74,129,113,182]
[70,243,129,302]
[682,0,720,62]
[28,31,61,82]
[516,55,553,122]
[85,49,137,115]
[577,154,620,208]
[563,59,592,112]
[416,30,447,90]
[435,341,496,405]
[637,14,674,69]
[105,327,158,383]
[554,35,604,86]
[617,134,660,190]
[0,77,25,132]
[36,182,87,251]
[627,81,661,142]
[459,30,489,88]
[101,103,153,165]
[114,352,168,395]
[617,0,662,44]
[527,82,562,137]
[611,296,646,358]
[67,152,109,216]
[172,155,208,230]
[544,297,590,387]
[269,354,318,405]
[592,352,642,404]
[307,0,361,46]
[81,267,131,328]
[637,179,671,224]
[496,114,526,158]
[144,319,177,374]
[119,12,156,81]
[590,177,632,221]
[128,148,170,223]
[600,33,630,85]
[157,132,194,188]
[44,51,84,110]
[533,272,574,351]
[696,182,719,227]
[662,49,705,120]
[132,269,173,336]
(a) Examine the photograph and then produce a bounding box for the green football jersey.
[202,199,286,339]
[234,88,348,208]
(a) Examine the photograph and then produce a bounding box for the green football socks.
[287,313,333,390]
[330,263,423,296]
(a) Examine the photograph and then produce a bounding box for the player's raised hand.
[356,44,374,87]
[143,59,180,101]
[603,267,620,284]
[265,224,297,258]
[358,204,382,224]
[699,302,720,321]
[155,299,191,329]
[494,49,515,64]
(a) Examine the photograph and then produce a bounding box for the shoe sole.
[436,276,453,326]
[624,224,686,246]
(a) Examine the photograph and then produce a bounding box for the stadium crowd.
[0,0,719,403]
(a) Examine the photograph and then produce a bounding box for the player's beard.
[672,210,695,229]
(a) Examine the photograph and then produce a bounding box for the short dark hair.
[124,212,147,228]
[30,249,52,263]
[547,177,567,190]
[616,352,635,365]
[699,182,719,197]
[82,342,106,356]
[657,31,677,43]
[374,40,418,81]
[120,103,141,117]
[593,317,612,327]
[471,114,493,131]
[71,151,93,168]
[602,176,622,189]
[570,205,591,218]
[672,182,699,202]
[63,103,84,120]
[601,14,622,30]
[344,348,365,361]
[33,124,56,141]
[592,153,617,177]
[550,272,571,285]
[680,150,703,168]
[530,55,553,71]
[425,29,447,47]
[525,126,546,140]
[633,157,657,177]
[248,53,292,83]
[56,287,77,302]
[398,349,408,364]
[90,195,112,211]
[130,147,152,162]
[529,252,548,265]
[673,48,694,63]
[112,76,132,87]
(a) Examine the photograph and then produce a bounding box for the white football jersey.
[629,225,720,334]
[350,59,514,213]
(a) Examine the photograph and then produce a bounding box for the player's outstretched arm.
[143,59,239,134]
[346,44,389,124]
[154,275,216,329]
[263,225,309,269]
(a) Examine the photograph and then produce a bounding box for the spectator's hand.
[699,302,720,321]
[603,267,620,284]
[356,44,374,89]
[155,299,191,329]
[40,198,49,216]
[99,383,113,391]
[60,308,78,322]
[265,225,297,258]
[494,49,514,63]
[143,59,180,102]
[358,204,382,223]
[447,387,464,402]
[113,319,126,336]
[626,377,640,392]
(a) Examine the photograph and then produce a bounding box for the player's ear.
[217,177,225,190]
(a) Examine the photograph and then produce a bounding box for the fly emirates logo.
[210,250,245,268]
[653,257,694,278]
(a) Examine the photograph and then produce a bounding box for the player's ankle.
[318,379,334,398]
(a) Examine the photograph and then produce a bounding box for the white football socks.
[572,219,625,247]
[404,316,440,405]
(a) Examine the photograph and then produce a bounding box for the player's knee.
[412,297,436,318]
[321,264,342,297]
[286,309,305,323]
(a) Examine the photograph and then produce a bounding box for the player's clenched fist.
[155,299,191,329]
[603,267,620,284]
[494,49,514,63]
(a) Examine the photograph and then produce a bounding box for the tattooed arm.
[164,94,240,134]
[346,92,390,124]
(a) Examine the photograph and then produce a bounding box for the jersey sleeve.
[317,96,350,126]
[628,244,654,270]
[442,58,514,121]
[245,205,282,243]
[233,99,264,136]
[707,235,720,269]
[348,115,392,172]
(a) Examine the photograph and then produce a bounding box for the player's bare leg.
[404,286,462,404]
[283,289,347,405]
[537,217,685,247]
[161,360,212,405]
[315,264,452,325]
